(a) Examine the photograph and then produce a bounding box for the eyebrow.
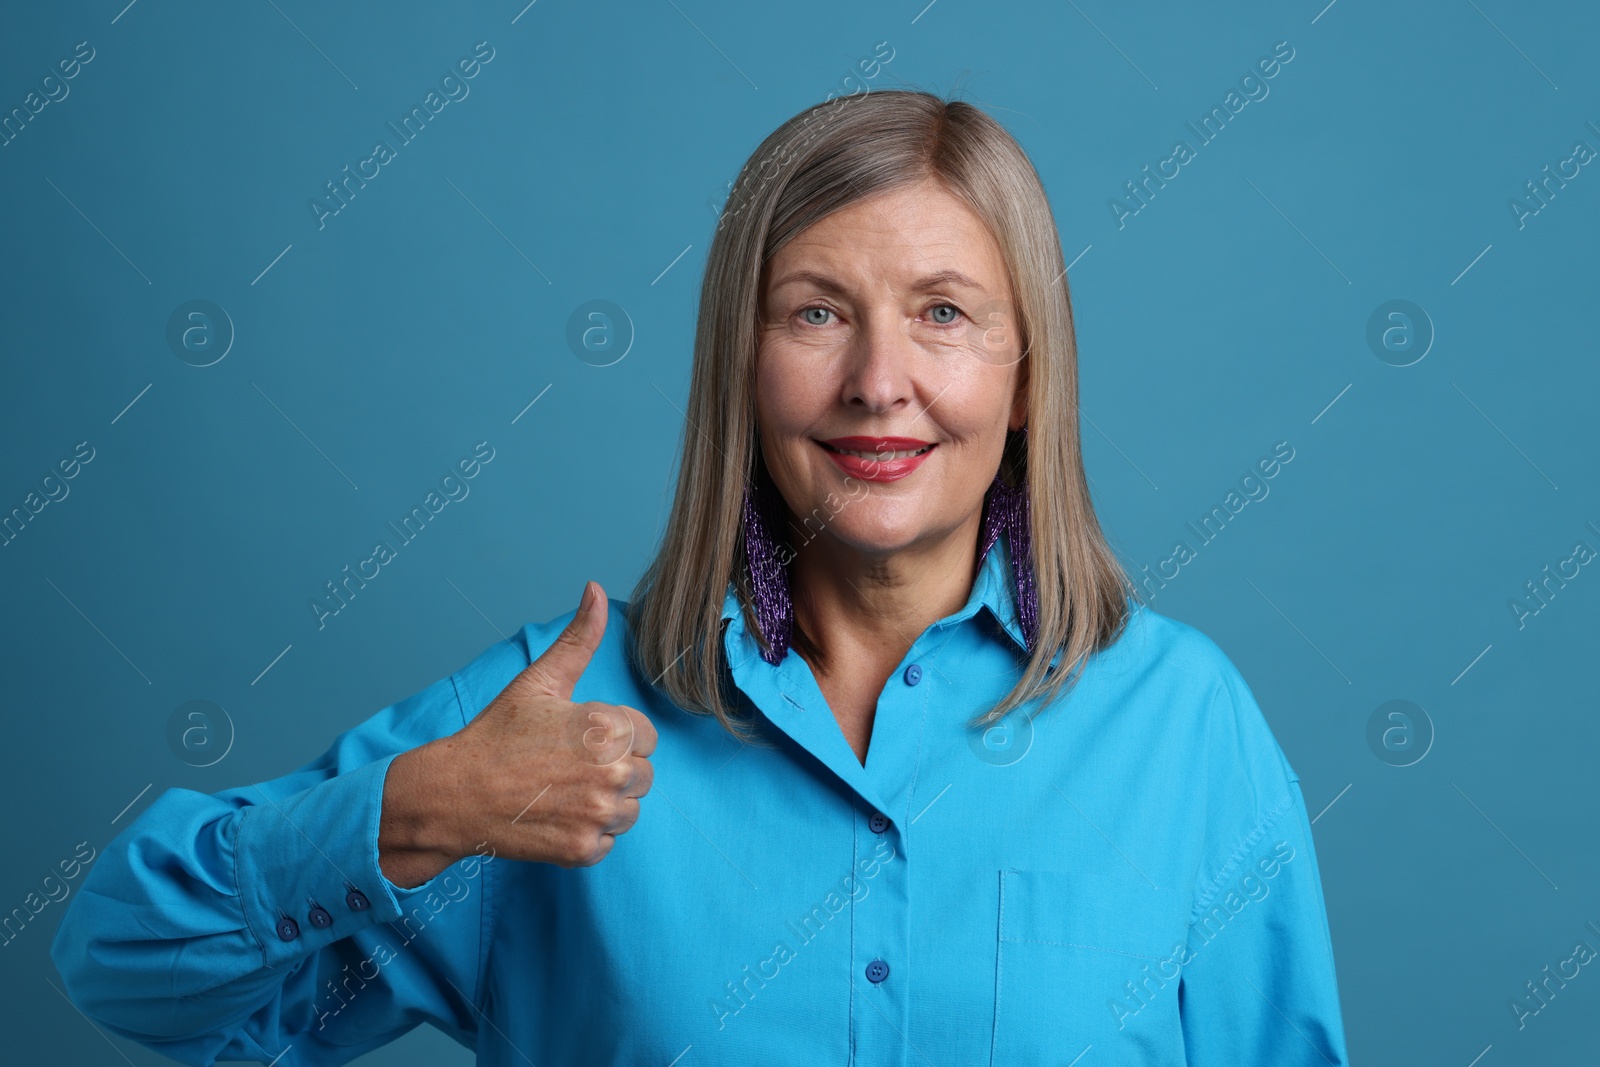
[767,267,990,296]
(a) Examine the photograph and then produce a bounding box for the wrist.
[379,743,464,874]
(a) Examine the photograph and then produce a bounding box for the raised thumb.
[522,580,607,699]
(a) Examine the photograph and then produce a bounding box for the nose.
[839,310,915,415]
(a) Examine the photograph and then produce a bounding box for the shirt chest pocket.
[991,868,1191,1067]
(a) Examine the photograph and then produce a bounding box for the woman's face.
[755,176,1027,561]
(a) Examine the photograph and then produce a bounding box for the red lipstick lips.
[818,436,937,482]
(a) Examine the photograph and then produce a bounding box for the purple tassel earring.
[978,427,1039,653]
[741,475,793,665]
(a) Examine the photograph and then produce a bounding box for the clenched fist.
[378,581,657,887]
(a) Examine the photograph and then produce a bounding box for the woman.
[52,89,1349,1065]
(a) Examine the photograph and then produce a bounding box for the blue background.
[4,0,1597,1063]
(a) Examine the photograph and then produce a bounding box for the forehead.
[764,179,1009,295]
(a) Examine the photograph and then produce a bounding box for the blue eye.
[929,304,961,325]
[800,307,833,326]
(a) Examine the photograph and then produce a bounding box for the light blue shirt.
[52,538,1349,1065]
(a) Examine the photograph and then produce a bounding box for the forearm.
[52,753,460,1052]
[49,648,502,1064]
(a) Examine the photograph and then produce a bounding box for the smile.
[817,436,937,483]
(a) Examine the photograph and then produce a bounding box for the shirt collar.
[717,535,1066,837]
[720,534,1060,668]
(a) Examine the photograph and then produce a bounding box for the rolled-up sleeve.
[50,669,496,1067]
[1176,654,1350,1065]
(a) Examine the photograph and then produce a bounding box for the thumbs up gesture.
[379,582,657,886]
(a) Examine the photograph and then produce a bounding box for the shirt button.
[346,889,370,912]
[903,663,922,686]
[869,812,890,834]
[865,959,890,984]
[275,915,300,942]
[308,904,333,929]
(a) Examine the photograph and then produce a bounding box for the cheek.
[931,361,1017,439]
[756,346,830,436]
[754,356,803,482]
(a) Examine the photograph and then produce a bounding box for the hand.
[379,581,657,885]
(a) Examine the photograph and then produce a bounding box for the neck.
[788,512,984,674]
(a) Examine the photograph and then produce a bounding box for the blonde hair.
[625,88,1134,741]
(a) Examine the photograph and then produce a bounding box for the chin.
[799,512,936,557]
